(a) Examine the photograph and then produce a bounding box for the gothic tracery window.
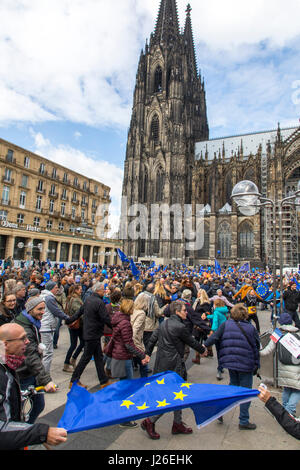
[156,169,164,202]
[217,221,232,258]
[150,115,160,144]
[154,66,163,93]
[238,221,254,259]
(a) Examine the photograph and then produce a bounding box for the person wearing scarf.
[0,323,67,450]
[14,296,57,424]
[243,289,265,334]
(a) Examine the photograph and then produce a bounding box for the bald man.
[0,323,67,450]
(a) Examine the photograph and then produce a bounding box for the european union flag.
[214,259,221,275]
[239,263,250,273]
[58,372,259,434]
[130,259,140,280]
[117,249,129,263]
[256,282,269,299]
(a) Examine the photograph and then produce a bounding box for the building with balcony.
[0,138,120,265]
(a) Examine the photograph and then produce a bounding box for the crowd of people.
[0,259,299,449]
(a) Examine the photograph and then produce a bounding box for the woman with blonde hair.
[154,279,169,310]
[191,289,212,364]
[134,283,143,298]
[131,293,149,377]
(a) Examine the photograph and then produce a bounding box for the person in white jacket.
[260,313,300,417]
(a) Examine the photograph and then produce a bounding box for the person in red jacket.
[109,298,149,429]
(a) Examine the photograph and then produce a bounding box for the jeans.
[229,370,253,425]
[65,328,84,364]
[53,318,62,347]
[282,387,300,417]
[119,360,134,380]
[20,376,45,424]
[71,338,108,385]
[40,331,55,375]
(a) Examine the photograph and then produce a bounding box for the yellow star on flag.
[173,390,188,401]
[181,383,193,389]
[136,402,150,410]
[156,378,165,385]
[144,383,151,387]
[120,400,135,409]
[156,399,171,408]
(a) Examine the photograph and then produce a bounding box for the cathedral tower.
[121,1,209,263]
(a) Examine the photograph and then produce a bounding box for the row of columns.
[3,234,119,266]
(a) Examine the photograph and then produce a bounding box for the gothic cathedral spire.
[122,1,209,262]
[154,0,180,45]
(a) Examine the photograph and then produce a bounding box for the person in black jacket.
[141,301,207,440]
[283,283,300,328]
[0,323,67,450]
[69,282,114,389]
[258,385,300,440]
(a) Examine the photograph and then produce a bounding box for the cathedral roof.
[195,126,299,162]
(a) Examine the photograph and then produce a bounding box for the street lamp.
[232,180,300,387]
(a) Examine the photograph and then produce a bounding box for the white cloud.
[29,128,123,236]
[1,0,300,135]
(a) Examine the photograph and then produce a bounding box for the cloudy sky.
[1,0,300,233]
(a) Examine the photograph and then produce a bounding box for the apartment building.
[0,138,120,265]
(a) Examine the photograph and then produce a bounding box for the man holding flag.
[141,300,207,440]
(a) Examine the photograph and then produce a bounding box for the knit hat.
[27,288,40,298]
[278,313,293,326]
[45,280,57,291]
[25,296,45,312]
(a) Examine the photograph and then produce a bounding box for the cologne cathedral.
[121,0,300,268]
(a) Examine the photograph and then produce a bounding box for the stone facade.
[122,0,300,268]
[0,138,120,265]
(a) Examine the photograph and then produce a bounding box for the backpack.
[278,332,300,366]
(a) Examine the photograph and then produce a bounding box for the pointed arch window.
[196,223,210,259]
[142,170,148,203]
[217,221,232,258]
[150,115,160,144]
[238,222,254,259]
[156,169,164,202]
[154,66,163,93]
[225,173,233,205]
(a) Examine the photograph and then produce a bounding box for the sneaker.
[62,364,74,373]
[216,371,223,381]
[239,423,257,430]
[119,421,138,428]
[217,417,223,423]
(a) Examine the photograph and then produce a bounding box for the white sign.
[1,220,41,233]
[280,333,300,360]
[1,220,18,229]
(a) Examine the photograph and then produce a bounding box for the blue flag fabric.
[239,263,250,273]
[214,259,221,275]
[256,282,269,299]
[130,259,140,280]
[117,249,129,263]
[58,371,259,434]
